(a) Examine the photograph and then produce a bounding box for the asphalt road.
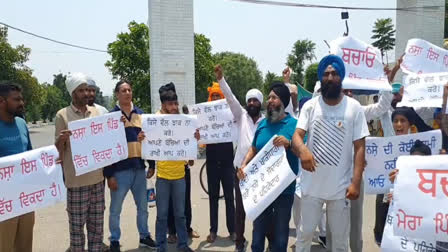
[29,125,380,252]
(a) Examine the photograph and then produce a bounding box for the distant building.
[148,0,195,112]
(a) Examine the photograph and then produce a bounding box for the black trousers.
[206,159,235,234]
[234,170,246,248]
[168,166,192,234]
[374,194,389,244]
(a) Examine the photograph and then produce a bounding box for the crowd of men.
[1,53,448,252]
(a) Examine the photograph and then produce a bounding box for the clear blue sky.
[2,0,396,96]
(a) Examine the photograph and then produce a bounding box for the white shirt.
[94,103,109,115]
[219,78,264,168]
[297,96,370,200]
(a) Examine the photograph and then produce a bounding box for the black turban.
[270,81,290,108]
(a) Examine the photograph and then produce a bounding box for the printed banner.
[141,114,198,160]
[239,135,296,221]
[381,203,437,252]
[329,36,392,91]
[401,38,448,74]
[399,72,448,108]
[364,130,442,194]
[0,145,66,222]
[393,155,448,242]
[189,99,234,144]
[68,111,128,176]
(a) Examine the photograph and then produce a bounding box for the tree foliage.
[105,21,216,109]
[304,63,319,93]
[263,71,282,97]
[0,26,43,122]
[105,21,151,111]
[41,84,65,122]
[371,18,395,64]
[213,52,263,104]
[286,39,316,85]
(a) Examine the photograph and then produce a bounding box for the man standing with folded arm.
[55,73,105,252]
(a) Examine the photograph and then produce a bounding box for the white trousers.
[296,195,350,252]
[293,195,326,249]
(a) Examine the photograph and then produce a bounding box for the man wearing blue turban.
[292,55,369,252]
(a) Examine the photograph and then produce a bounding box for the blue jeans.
[156,178,187,251]
[251,194,294,252]
[109,168,149,242]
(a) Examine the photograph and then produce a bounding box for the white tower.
[395,0,445,72]
[148,0,196,112]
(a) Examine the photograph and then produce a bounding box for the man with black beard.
[86,78,109,116]
[214,65,264,252]
[293,55,369,252]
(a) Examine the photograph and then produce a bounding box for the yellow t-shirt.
[157,161,186,180]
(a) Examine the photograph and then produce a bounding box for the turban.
[270,81,290,108]
[159,82,177,103]
[66,72,88,97]
[410,140,432,155]
[86,77,96,87]
[317,55,346,83]
[207,82,225,101]
[246,89,263,103]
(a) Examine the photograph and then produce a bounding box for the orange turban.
[207,82,225,101]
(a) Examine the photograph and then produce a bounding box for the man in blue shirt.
[0,82,34,252]
[237,82,299,252]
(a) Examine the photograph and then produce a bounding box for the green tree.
[195,34,214,103]
[105,21,216,109]
[304,63,319,93]
[286,39,316,85]
[52,73,71,107]
[105,21,151,111]
[371,18,396,64]
[0,26,43,121]
[213,52,263,104]
[41,84,65,122]
[263,71,282,97]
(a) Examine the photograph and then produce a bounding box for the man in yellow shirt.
[150,83,198,252]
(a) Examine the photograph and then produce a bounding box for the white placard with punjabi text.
[364,130,442,194]
[398,72,448,108]
[0,145,66,222]
[381,203,437,252]
[141,114,198,160]
[329,36,392,91]
[401,38,448,74]
[68,111,128,176]
[393,155,448,242]
[189,99,234,145]
[239,136,296,221]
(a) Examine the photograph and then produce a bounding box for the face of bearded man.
[246,98,261,117]
[321,65,342,99]
[266,91,285,123]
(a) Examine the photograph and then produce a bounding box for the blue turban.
[317,55,346,83]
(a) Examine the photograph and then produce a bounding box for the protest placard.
[401,38,448,74]
[393,155,448,242]
[141,114,198,160]
[381,203,437,252]
[0,145,66,222]
[329,36,392,91]
[364,130,442,194]
[68,111,128,176]
[399,72,448,108]
[239,135,296,221]
[189,99,234,145]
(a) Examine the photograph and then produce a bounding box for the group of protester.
[1,52,448,252]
